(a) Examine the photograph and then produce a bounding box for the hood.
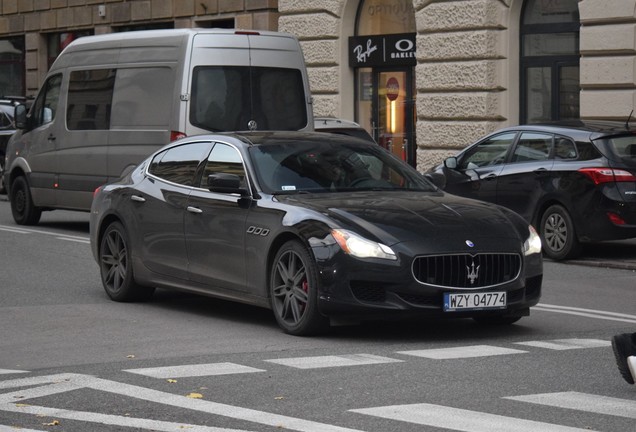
[280,191,528,251]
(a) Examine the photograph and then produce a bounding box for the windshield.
[249,138,436,194]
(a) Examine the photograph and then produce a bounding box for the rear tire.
[99,221,154,302]
[540,204,581,260]
[270,240,328,336]
[10,175,41,225]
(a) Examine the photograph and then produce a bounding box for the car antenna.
[627,109,634,129]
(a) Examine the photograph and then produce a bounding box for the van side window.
[148,142,211,186]
[67,69,115,130]
[30,74,62,129]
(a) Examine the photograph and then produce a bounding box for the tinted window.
[199,143,246,189]
[67,69,115,130]
[511,132,551,162]
[460,132,517,169]
[603,136,636,158]
[30,74,62,128]
[190,66,307,132]
[576,140,602,161]
[554,137,577,159]
[148,142,211,186]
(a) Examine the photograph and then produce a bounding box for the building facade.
[0,0,635,170]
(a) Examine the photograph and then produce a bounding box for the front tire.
[540,204,581,260]
[10,175,41,225]
[99,221,154,302]
[270,240,328,336]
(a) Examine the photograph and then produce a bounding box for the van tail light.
[170,131,187,142]
[93,185,103,198]
[607,212,626,225]
[578,168,636,185]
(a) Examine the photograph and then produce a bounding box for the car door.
[495,132,554,222]
[134,141,212,280]
[443,132,517,204]
[185,142,250,292]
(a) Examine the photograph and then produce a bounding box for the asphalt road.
[0,195,635,432]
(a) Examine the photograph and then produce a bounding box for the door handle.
[533,168,548,174]
[482,173,497,180]
[47,134,56,142]
[130,195,146,203]
[187,206,203,214]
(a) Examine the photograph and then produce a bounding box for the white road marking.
[514,338,610,350]
[350,402,592,432]
[0,224,89,243]
[0,373,366,432]
[505,391,636,419]
[0,370,28,375]
[0,425,45,432]
[264,354,402,369]
[124,362,265,379]
[396,345,526,359]
[535,303,636,324]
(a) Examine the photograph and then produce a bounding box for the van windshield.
[190,66,307,132]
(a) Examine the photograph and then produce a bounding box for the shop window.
[0,37,25,97]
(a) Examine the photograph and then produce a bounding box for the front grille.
[412,253,521,289]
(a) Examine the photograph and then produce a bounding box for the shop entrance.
[375,68,414,163]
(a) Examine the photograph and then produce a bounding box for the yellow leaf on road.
[186,392,203,399]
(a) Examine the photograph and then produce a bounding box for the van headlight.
[524,225,542,256]
[331,229,397,260]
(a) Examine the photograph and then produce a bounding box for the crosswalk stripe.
[0,369,29,375]
[0,425,45,432]
[514,339,610,350]
[123,363,265,379]
[350,403,591,431]
[396,345,526,359]
[505,391,636,419]
[264,354,402,369]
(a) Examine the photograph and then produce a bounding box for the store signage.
[349,33,416,67]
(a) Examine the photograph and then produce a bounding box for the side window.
[67,69,115,130]
[200,143,246,189]
[576,140,602,161]
[459,132,517,169]
[30,74,62,129]
[554,137,577,159]
[148,142,211,186]
[511,132,552,163]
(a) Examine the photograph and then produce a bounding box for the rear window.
[602,135,636,158]
[190,66,307,132]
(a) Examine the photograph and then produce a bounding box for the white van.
[3,29,313,225]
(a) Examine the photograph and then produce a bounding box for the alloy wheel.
[271,249,310,326]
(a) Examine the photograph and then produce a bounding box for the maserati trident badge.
[467,261,480,285]
[465,240,474,247]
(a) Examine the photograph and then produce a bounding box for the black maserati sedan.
[90,131,543,335]
[429,121,636,261]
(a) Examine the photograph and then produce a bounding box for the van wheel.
[10,176,42,225]
[99,221,154,302]
[540,204,581,260]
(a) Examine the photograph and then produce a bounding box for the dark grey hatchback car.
[430,121,636,260]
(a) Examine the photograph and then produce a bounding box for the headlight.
[524,225,542,256]
[331,229,397,260]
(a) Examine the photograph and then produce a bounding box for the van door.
[187,32,311,134]
[56,69,113,210]
[23,73,64,207]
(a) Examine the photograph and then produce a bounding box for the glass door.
[376,69,414,164]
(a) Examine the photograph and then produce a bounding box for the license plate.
[443,291,506,312]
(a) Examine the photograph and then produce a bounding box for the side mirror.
[444,156,458,169]
[14,104,28,130]
[207,173,249,196]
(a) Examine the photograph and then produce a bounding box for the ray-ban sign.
[349,33,416,67]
